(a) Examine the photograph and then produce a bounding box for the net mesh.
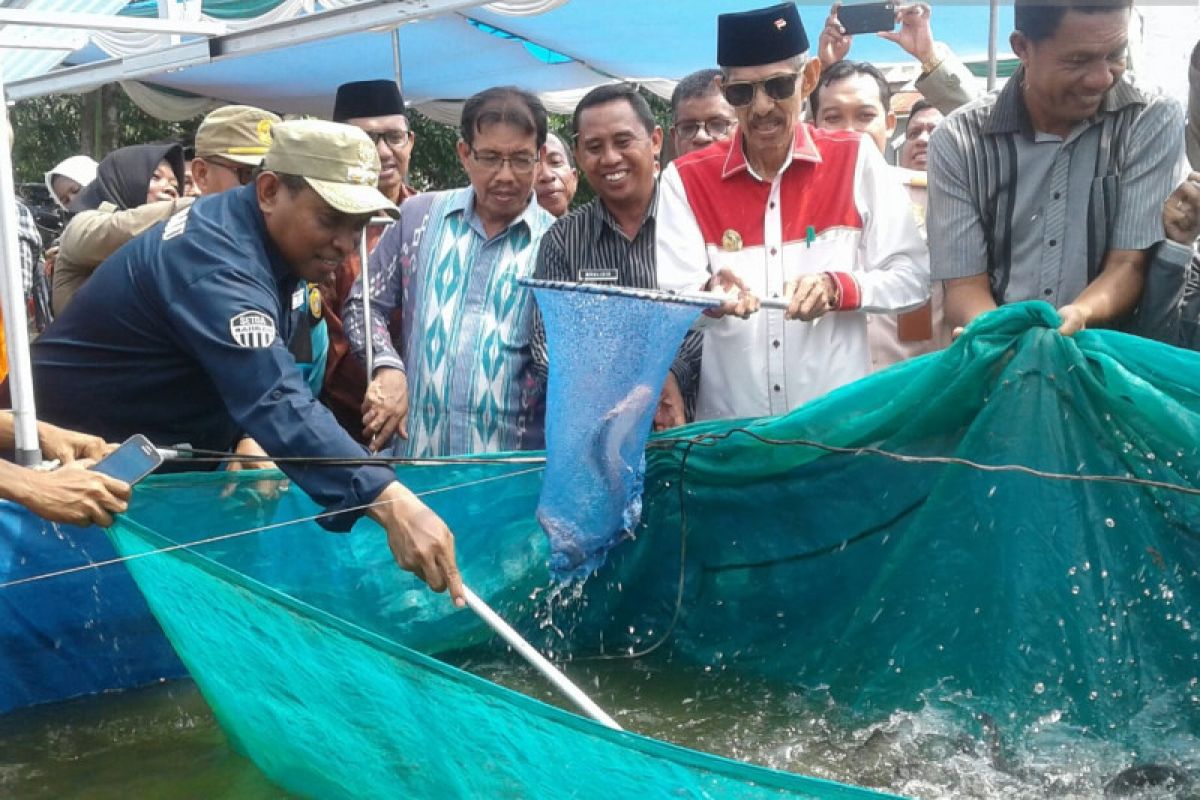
[109,467,883,799]
[532,282,704,579]
[104,301,1200,796]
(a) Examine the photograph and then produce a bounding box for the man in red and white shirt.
[656,1,928,421]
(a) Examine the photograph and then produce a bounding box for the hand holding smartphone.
[837,2,897,35]
[90,434,164,486]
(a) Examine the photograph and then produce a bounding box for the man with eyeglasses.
[669,69,737,160]
[320,80,420,443]
[344,86,555,458]
[192,105,279,193]
[656,1,928,422]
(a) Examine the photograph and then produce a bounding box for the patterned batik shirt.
[344,187,555,457]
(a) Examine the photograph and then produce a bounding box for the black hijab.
[69,143,185,213]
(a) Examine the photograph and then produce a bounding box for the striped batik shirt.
[530,189,704,411]
[344,187,555,457]
[928,68,1183,307]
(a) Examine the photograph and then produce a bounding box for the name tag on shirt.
[292,287,306,311]
[578,267,618,284]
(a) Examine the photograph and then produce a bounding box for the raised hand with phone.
[818,2,937,70]
[816,2,979,117]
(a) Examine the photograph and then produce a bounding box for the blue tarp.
[0,502,184,714]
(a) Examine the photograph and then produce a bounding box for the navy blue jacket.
[33,185,393,530]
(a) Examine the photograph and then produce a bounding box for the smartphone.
[837,2,897,35]
[90,434,164,486]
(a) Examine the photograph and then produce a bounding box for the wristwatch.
[920,43,947,77]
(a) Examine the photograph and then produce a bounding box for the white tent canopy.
[7,0,1018,123]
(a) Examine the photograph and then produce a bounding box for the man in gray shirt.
[928,0,1183,337]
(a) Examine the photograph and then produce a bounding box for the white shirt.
[656,124,929,420]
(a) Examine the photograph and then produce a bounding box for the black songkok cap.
[332,79,406,122]
[717,2,809,68]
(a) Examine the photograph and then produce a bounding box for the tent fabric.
[93,301,1200,796]
[47,1,1015,119]
[0,0,128,85]
[119,78,225,122]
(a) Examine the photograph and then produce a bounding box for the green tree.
[10,87,203,184]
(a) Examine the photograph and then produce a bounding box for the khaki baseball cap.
[261,119,399,219]
[194,105,281,166]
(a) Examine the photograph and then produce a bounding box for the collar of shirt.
[721,122,822,181]
[593,182,659,245]
[986,66,1145,138]
[450,185,538,240]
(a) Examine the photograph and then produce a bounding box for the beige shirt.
[51,197,193,316]
[914,49,982,117]
[867,167,952,371]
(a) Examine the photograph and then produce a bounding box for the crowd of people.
[4,0,1199,600]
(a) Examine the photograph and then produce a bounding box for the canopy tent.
[6,0,1017,123]
[0,1,128,84]
[0,0,232,462]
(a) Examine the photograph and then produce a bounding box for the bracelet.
[920,44,946,76]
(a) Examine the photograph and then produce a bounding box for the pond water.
[2,649,1196,800]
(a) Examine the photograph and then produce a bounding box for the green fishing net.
[107,302,1200,797]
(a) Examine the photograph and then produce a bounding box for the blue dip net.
[101,302,1199,798]
[530,280,705,579]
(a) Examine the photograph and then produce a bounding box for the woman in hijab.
[43,155,98,210]
[51,143,189,316]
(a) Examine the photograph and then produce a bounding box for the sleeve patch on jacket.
[229,310,277,348]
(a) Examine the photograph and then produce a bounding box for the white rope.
[0,465,544,590]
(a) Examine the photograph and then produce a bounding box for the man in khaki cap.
[191,104,281,194]
[33,120,465,603]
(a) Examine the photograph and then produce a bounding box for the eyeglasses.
[205,157,255,186]
[721,73,800,108]
[364,129,411,148]
[675,117,736,141]
[470,149,539,174]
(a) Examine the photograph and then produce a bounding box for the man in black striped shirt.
[534,84,662,289]
[532,84,701,424]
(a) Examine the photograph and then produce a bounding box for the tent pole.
[0,68,43,465]
[391,27,403,94]
[987,0,999,91]
[360,229,373,381]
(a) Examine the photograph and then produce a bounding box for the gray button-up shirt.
[929,70,1184,307]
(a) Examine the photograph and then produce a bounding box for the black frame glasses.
[721,73,800,108]
[469,149,540,175]
[205,157,255,186]
[675,117,736,141]
[364,129,412,148]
